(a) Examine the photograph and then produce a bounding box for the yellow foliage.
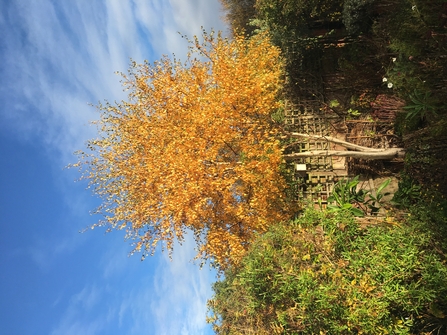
[75,31,290,269]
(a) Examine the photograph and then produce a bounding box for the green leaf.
[331,191,342,206]
[377,178,391,195]
[341,203,353,210]
[327,204,340,211]
[350,207,365,217]
[329,99,340,108]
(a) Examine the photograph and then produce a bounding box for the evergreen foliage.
[342,0,376,35]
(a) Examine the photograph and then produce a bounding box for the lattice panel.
[302,156,332,171]
[285,116,330,136]
[293,172,337,208]
[306,172,335,199]
[285,98,347,204]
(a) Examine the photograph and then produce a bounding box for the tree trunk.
[283,133,405,160]
[283,148,405,160]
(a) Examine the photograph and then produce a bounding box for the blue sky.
[0,1,227,334]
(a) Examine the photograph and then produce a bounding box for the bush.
[252,0,344,64]
[343,0,376,35]
[208,209,447,334]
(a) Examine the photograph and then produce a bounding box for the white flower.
[412,5,416,10]
[387,82,393,88]
[392,57,397,62]
[382,77,388,82]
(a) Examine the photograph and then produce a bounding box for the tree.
[343,0,376,35]
[252,0,345,49]
[219,0,257,35]
[74,31,291,270]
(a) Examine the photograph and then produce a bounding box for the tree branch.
[283,148,405,160]
[285,132,384,152]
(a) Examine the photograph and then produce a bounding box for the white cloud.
[28,229,89,272]
[133,0,227,58]
[1,0,143,161]
[50,234,217,335]
[71,284,101,311]
[2,1,226,334]
[100,238,134,279]
[1,0,227,163]
[108,235,216,335]
[149,235,217,335]
[52,319,103,335]
[51,285,105,335]
[1,0,226,234]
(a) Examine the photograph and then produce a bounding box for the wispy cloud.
[28,228,89,272]
[100,237,135,279]
[133,0,227,57]
[50,234,216,335]
[1,1,226,334]
[51,284,105,335]
[1,0,226,161]
[150,235,216,335]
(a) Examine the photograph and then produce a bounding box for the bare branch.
[283,148,405,160]
[286,132,384,152]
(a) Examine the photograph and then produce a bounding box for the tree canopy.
[219,0,257,35]
[74,31,290,269]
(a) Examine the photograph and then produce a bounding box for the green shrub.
[343,0,376,35]
[252,0,344,64]
[208,209,447,334]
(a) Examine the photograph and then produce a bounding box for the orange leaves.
[75,31,290,270]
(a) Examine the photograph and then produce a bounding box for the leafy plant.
[270,105,285,123]
[392,177,421,208]
[403,89,439,121]
[347,107,360,117]
[328,175,368,217]
[328,176,393,216]
[329,99,340,108]
[365,178,391,215]
[383,56,421,94]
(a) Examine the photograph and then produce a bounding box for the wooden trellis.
[284,100,348,207]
